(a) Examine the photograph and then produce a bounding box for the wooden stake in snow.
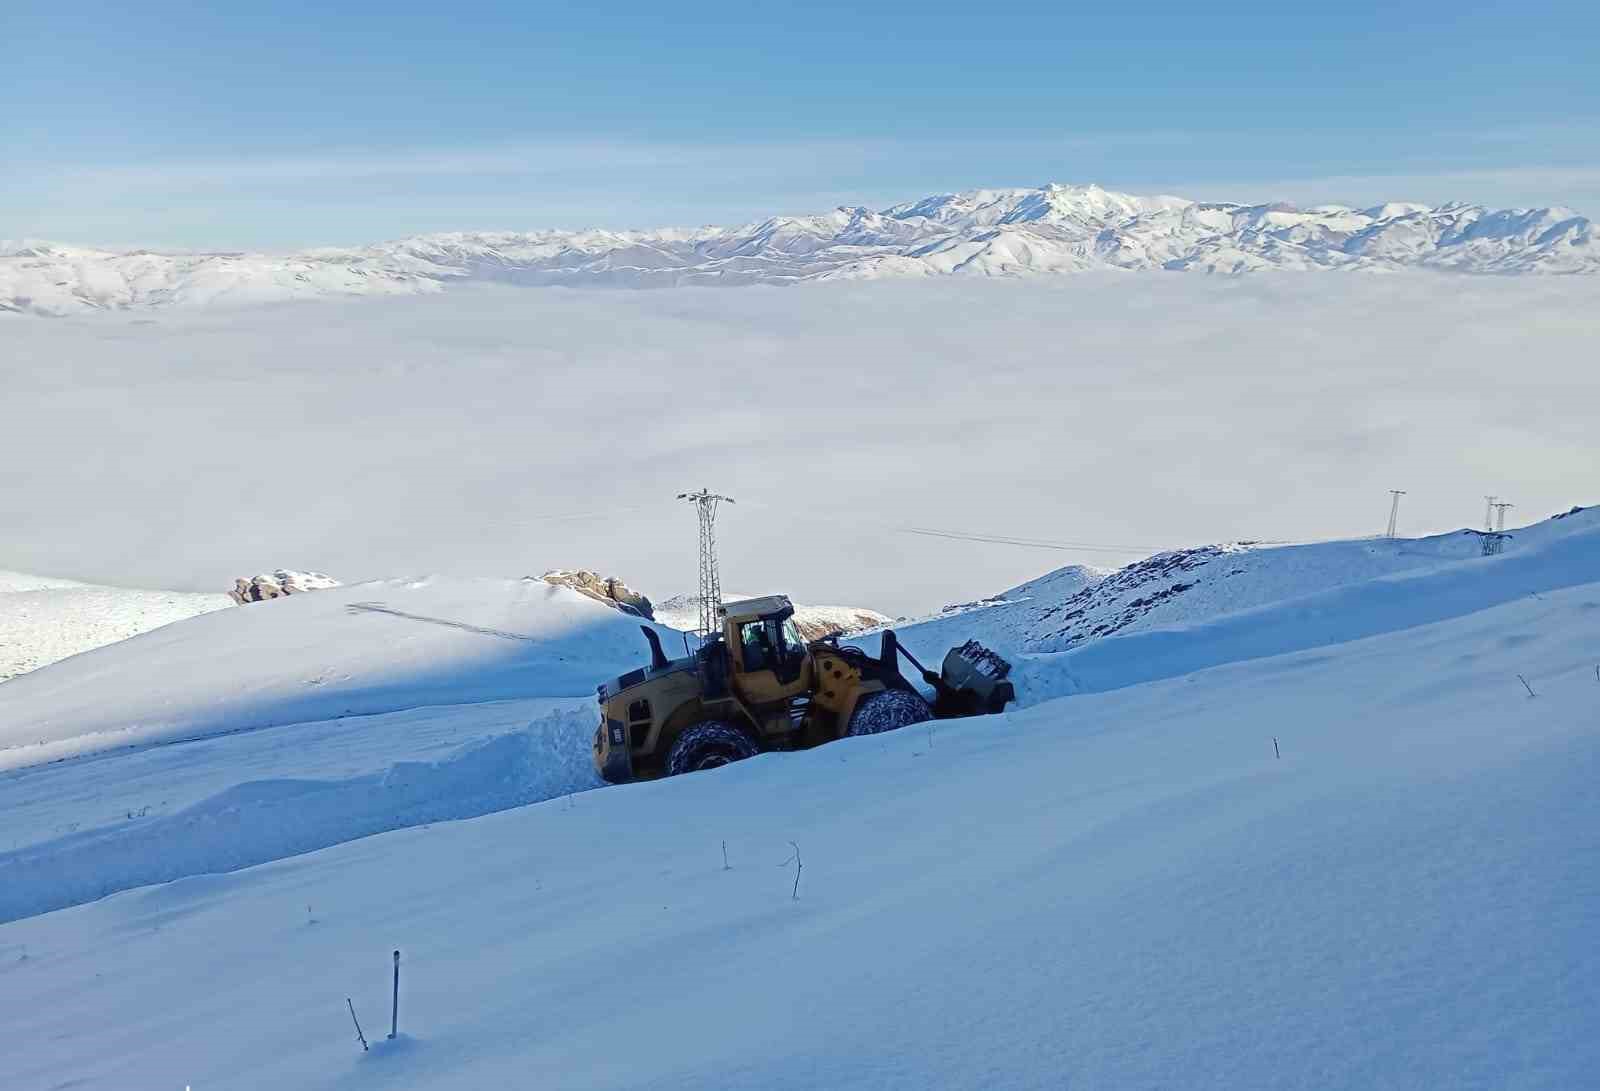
[1518,674,1536,698]
[722,840,731,871]
[389,950,400,1039]
[1272,736,1280,760]
[347,997,368,1052]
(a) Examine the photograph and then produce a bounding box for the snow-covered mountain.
[6,182,1595,315]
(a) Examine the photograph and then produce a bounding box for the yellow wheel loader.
[593,594,1014,783]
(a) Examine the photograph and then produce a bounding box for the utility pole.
[1483,495,1497,532]
[1492,501,1514,532]
[1385,490,1406,539]
[676,488,734,642]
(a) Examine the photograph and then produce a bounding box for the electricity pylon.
[1386,490,1407,539]
[1492,501,1514,532]
[1484,495,1497,532]
[676,488,734,641]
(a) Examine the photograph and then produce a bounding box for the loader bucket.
[935,639,1014,716]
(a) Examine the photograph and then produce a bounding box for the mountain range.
[4,182,1594,315]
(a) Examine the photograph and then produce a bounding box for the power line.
[895,526,1163,554]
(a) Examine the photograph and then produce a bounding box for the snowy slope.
[1,568,1594,1088]
[0,698,600,923]
[888,508,1598,703]
[0,575,686,919]
[0,570,232,682]
[0,574,676,770]
[6,183,1596,314]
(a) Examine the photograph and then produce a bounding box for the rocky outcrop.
[230,570,341,604]
[540,570,654,619]
[789,609,892,642]
[654,593,888,639]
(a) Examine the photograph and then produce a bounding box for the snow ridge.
[6,182,1595,315]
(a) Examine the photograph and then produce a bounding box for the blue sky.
[7,0,1598,248]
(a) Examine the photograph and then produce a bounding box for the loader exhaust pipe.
[640,625,671,670]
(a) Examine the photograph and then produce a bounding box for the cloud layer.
[3,274,1596,614]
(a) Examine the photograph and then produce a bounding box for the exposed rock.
[230,570,341,604]
[540,570,654,619]
[654,593,889,640]
[789,609,892,642]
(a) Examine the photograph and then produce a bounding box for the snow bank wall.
[0,709,601,924]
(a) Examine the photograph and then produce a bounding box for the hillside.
[2,542,1594,1088]
[2,507,1594,930]
[5,183,1595,314]
[0,575,677,769]
[890,507,1597,701]
[0,570,232,682]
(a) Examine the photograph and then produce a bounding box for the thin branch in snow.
[1272,736,1280,760]
[347,998,369,1052]
[722,840,731,871]
[778,841,802,899]
[1518,673,1536,698]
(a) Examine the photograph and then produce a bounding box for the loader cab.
[721,595,811,702]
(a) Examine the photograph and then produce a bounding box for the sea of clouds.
[4,273,1596,615]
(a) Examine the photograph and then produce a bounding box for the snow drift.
[0,704,600,923]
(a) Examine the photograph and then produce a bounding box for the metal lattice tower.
[1385,490,1407,539]
[1492,501,1514,532]
[676,488,734,641]
[1483,495,1498,532]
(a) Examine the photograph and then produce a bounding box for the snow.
[887,508,1600,706]
[0,700,598,923]
[5,182,1595,314]
[0,575,678,770]
[0,570,232,682]
[0,524,1595,1088]
[0,574,689,920]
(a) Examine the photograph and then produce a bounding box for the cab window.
[740,620,774,671]
[741,617,803,671]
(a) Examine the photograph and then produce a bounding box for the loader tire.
[847,689,932,736]
[665,721,760,777]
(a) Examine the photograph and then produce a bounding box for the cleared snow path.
[0,700,599,923]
